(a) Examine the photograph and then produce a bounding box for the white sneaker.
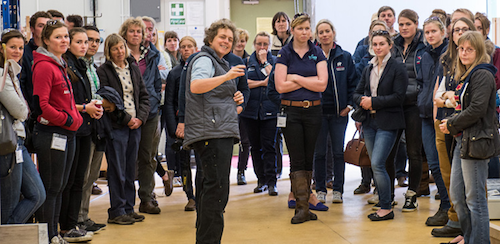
[367,193,379,204]
[173,176,182,187]
[332,191,343,203]
[316,191,326,203]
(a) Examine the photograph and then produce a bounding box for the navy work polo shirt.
[276,39,326,101]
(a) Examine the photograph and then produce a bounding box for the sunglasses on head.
[371,30,389,36]
[293,12,309,19]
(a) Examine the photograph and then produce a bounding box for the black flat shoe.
[368,211,394,221]
[253,184,268,193]
[268,185,278,196]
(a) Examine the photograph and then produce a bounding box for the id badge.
[277,112,287,128]
[16,146,23,164]
[51,133,67,151]
[261,67,268,76]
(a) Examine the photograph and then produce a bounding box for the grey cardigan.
[0,61,28,138]
[183,46,240,148]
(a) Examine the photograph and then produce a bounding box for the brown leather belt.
[281,99,321,108]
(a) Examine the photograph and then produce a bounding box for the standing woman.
[390,9,426,211]
[32,20,83,243]
[275,13,328,224]
[164,36,199,210]
[271,12,291,178]
[240,31,279,195]
[0,30,45,224]
[183,18,245,243]
[97,33,150,225]
[440,31,499,244]
[59,27,103,242]
[432,17,477,238]
[233,28,251,185]
[313,19,358,203]
[271,12,292,56]
[416,16,451,226]
[233,28,250,59]
[164,31,181,68]
[353,30,408,221]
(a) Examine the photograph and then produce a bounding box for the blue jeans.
[34,129,76,240]
[363,118,398,210]
[313,114,348,193]
[450,135,490,244]
[422,118,450,210]
[241,117,277,186]
[192,138,234,244]
[106,126,141,219]
[1,138,45,224]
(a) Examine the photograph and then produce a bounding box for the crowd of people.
[0,5,499,244]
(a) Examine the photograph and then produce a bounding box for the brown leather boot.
[291,171,314,224]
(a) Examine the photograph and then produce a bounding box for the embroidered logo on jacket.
[308,54,317,61]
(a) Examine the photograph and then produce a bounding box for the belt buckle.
[303,100,310,108]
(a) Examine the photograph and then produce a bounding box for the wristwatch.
[262,61,270,67]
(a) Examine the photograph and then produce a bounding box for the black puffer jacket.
[392,30,427,106]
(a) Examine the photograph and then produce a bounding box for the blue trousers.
[106,126,141,219]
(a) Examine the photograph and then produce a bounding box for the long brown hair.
[0,29,26,68]
[440,17,476,76]
[64,27,88,83]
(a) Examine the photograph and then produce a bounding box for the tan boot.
[291,171,316,224]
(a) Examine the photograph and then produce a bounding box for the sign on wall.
[170,2,186,25]
[167,1,205,47]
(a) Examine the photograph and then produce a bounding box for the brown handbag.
[344,129,371,167]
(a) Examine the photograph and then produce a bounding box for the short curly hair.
[203,18,237,48]
[119,17,145,43]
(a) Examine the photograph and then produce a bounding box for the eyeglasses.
[255,42,269,47]
[457,46,475,54]
[453,27,469,33]
[371,30,389,36]
[88,37,103,44]
[293,12,309,19]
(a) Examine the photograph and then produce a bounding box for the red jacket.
[32,50,83,132]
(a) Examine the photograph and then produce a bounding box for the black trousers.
[280,105,322,172]
[192,138,234,244]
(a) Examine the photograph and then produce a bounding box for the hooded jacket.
[32,47,83,134]
[321,43,359,115]
[392,30,427,106]
[446,63,500,159]
[416,39,448,118]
